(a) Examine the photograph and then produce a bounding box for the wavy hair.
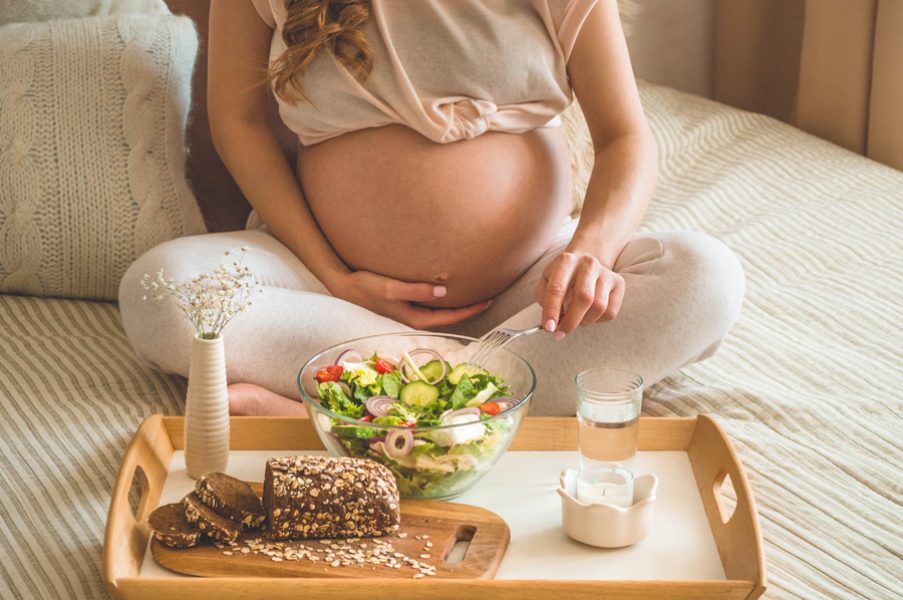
[268,0,374,102]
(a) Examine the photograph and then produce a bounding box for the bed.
[1,78,900,599]
[1,36,901,600]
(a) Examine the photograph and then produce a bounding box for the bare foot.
[228,383,308,417]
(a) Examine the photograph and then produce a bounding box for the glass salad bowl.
[297,332,536,500]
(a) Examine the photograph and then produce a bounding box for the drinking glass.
[575,367,644,478]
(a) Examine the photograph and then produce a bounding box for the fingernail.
[433,286,447,297]
[544,319,556,332]
[554,331,566,342]
[483,299,493,308]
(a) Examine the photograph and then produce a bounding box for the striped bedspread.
[0,82,901,599]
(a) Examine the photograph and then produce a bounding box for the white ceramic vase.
[184,335,230,479]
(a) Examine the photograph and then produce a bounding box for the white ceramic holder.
[183,335,230,479]
[558,468,659,548]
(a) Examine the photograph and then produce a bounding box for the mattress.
[0,81,900,599]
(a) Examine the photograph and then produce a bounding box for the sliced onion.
[334,349,363,366]
[440,407,481,422]
[400,348,446,384]
[336,381,353,398]
[430,359,449,385]
[384,428,414,458]
[491,397,520,414]
[365,395,395,417]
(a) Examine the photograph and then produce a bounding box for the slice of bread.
[182,492,242,544]
[195,472,265,528]
[148,502,200,549]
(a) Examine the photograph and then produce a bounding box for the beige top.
[251,0,598,145]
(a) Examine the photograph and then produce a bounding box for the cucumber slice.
[399,381,439,407]
[447,363,488,385]
[418,360,446,382]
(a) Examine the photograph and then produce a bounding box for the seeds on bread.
[263,455,400,540]
[148,502,201,549]
[195,472,266,528]
[182,492,242,544]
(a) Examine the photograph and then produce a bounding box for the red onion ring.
[400,348,446,384]
[365,395,395,417]
[334,349,363,366]
[384,428,414,458]
[336,381,353,398]
[440,407,481,421]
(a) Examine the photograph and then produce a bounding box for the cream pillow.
[0,0,168,26]
[0,15,206,300]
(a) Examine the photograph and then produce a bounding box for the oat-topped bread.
[195,472,265,528]
[148,503,201,549]
[264,456,400,540]
[182,492,243,544]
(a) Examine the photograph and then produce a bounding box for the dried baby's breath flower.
[140,247,262,339]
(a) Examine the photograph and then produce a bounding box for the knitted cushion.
[0,0,167,27]
[0,15,206,300]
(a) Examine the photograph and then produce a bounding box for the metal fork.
[468,324,544,367]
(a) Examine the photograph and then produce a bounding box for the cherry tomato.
[374,358,396,374]
[401,421,417,428]
[480,401,500,416]
[360,415,374,423]
[315,364,344,383]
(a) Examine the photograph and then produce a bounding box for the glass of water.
[575,367,644,478]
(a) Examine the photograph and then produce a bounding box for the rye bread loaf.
[263,456,400,540]
[148,502,201,549]
[182,492,242,544]
[195,472,265,528]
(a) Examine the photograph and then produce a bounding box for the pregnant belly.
[297,124,573,308]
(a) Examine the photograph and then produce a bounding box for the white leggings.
[118,218,745,415]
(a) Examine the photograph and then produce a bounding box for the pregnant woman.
[120,0,745,415]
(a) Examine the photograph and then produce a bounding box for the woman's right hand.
[331,271,492,330]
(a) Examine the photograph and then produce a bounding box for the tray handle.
[688,415,767,599]
[103,415,175,596]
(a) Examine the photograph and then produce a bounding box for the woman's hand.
[534,249,625,340]
[333,271,492,330]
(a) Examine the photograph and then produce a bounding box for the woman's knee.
[118,238,197,374]
[660,231,745,338]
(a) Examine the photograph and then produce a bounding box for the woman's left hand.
[534,250,625,340]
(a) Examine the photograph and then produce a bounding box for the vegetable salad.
[314,348,522,497]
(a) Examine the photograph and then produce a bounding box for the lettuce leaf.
[380,371,403,398]
[410,441,440,457]
[391,401,420,423]
[332,424,376,439]
[449,375,479,409]
[318,381,364,418]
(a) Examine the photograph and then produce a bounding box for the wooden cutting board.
[151,484,510,579]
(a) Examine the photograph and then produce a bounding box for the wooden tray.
[104,416,767,599]
[152,487,509,579]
